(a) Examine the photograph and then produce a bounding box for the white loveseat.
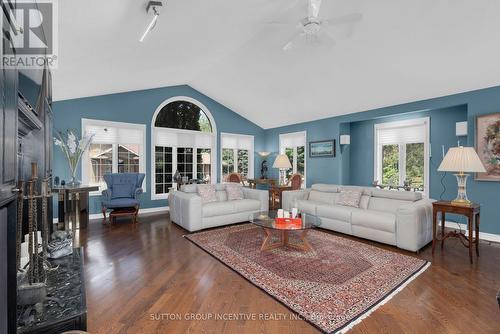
[282,184,433,252]
[168,183,268,232]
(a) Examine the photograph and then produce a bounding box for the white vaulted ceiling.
[53,0,500,128]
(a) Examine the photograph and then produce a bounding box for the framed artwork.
[309,140,336,158]
[475,113,500,181]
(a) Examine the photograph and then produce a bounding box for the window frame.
[81,118,147,196]
[279,131,307,188]
[151,96,217,200]
[220,132,255,180]
[373,117,430,197]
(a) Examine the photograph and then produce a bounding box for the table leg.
[441,212,446,250]
[260,228,283,251]
[468,213,473,264]
[475,213,480,257]
[298,230,313,252]
[282,230,289,245]
[432,209,438,255]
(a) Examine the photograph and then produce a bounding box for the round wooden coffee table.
[249,211,321,252]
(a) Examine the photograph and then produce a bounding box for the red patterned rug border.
[184,225,430,334]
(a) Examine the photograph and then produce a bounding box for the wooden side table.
[269,185,292,210]
[247,178,277,189]
[432,201,480,264]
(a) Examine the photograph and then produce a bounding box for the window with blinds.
[221,133,254,179]
[374,118,429,195]
[151,98,217,199]
[279,131,306,187]
[82,119,146,192]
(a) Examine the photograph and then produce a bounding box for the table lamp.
[273,154,292,185]
[438,146,486,205]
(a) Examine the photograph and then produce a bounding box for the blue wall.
[263,86,500,235]
[52,85,265,217]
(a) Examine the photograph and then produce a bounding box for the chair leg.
[102,207,107,225]
[134,206,139,224]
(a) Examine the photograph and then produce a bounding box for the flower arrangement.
[54,129,94,185]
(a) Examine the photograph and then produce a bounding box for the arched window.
[151,97,217,199]
[154,100,213,132]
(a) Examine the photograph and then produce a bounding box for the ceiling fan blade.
[317,28,336,47]
[283,31,305,51]
[323,13,363,26]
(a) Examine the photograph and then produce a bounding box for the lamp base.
[452,173,471,206]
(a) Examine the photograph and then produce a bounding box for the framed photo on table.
[475,112,500,181]
[309,140,336,158]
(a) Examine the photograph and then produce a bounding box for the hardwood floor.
[79,213,500,334]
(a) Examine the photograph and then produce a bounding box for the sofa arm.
[169,191,203,232]
[134,187,143,200]
[396,198,435,252]
[102,189,112,202]
[242,188,269,212]
[282,189,310,211]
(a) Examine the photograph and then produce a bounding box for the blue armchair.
[101,173,145,223]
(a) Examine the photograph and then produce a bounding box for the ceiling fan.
[268,0,362,51]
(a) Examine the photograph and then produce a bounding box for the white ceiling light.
[139,1,163,42]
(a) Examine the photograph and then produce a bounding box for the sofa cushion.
[308,190,337,205]
[111,183,135,199]
[296,200,324,215]
[351,209,396,233]
[316,204,353,223]
[102,198,140,208]
[202,201,236,217]
[233,199,260,212]
[226,184,244,200]
[197,184,217,204]
[368,197,414,214]
[336,188,363,208]
[371,188,422,201]
[311,184,340,193]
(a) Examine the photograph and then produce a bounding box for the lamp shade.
[272,154,292,169]
[438,146,486,173]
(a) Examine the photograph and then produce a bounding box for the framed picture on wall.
[475,112,500,181]
[309,140,336,158]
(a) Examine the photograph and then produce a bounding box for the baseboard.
[444,220,500,243]
[52,206,169,224]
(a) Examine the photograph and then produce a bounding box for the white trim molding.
[444,220,500,243]
[52,206,170,224]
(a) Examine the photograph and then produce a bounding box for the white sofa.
[282,184,433,252]
[168,183,268,232]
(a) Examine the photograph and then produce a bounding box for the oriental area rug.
[185,224,430,334]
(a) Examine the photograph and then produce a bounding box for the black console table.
[17,248,87,334]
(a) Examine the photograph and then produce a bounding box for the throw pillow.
[337,188,363,208]
[226,184,244,200]
[197,184,217,203]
